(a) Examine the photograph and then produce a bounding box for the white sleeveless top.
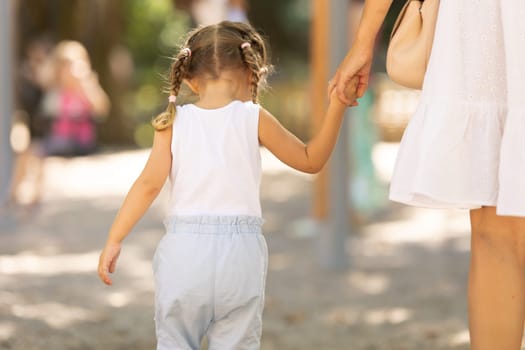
[167,100,262,217]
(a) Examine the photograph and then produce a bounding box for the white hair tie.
[181,47,191,57]
[241,42,251,49]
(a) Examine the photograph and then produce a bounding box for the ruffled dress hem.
[387,96,525,217]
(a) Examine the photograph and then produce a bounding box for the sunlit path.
[0,147,479,350]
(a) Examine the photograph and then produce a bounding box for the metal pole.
[318,0,352,270]
[0,0,14,206]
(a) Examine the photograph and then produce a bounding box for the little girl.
[98,21,357,350]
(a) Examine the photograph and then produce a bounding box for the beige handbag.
[386,0,440,89]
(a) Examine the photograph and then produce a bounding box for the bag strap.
[390,0,423,39]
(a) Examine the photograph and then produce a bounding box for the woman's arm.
[355,0,393,47]
[98,128,172,285]
[259,78,358,174]
[329,0,393,104]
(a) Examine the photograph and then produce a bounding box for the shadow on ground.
[0,149,473,350]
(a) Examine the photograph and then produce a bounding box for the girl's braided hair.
[152,21,271,131]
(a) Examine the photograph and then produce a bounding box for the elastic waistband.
[164,215,264,235]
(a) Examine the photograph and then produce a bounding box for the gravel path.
[0,148,478,350]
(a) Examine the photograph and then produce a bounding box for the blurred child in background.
[10,40,110,208]
[9,36,53,208]
[41,40,110,157]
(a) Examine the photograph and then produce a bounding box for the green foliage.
[247,0,310,141]
[125,0,190,87]
[126,0,312,147]
[123,0,190,146]
[248,0,310,70]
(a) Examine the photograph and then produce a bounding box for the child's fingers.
[346,77,360,100]
[109,252,119,273]
[340,77,359,107]
[336,86,353,105]
[98,262,112,285]
[327,73,339,99]
[337,72,361,105]
[98,252,113,285]
[97,243,121,285]
[356,81,368,99]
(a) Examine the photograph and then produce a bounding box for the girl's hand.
[330,76,359,107]
[328,42,374,105]
[98,242,121,285]
[259,75,359,174]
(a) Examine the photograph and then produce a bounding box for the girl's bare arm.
[98,128,172,285]
[258,77,358,174]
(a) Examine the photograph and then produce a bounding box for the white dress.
[389,0,525,217]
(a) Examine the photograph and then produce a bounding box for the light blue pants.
[153,216,268,350]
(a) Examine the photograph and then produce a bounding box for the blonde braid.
[240,41,264,103]
[151,48,192,131]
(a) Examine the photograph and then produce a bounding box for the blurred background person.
[10,40,110,208]
[226,0,249,23]
[41,40,110,157]
[8,36,54,208]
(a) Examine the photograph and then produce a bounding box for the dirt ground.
[0,148,484,350]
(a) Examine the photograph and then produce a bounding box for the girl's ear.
[184,78,199,94]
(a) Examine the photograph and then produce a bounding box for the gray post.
[319,0,352,270]
[0,0,14,206]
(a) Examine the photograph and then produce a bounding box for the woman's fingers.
[331,44,374,104]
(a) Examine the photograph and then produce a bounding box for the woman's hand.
[329,76,359,107]
[328,42,374,106]
[98,242,121,285]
